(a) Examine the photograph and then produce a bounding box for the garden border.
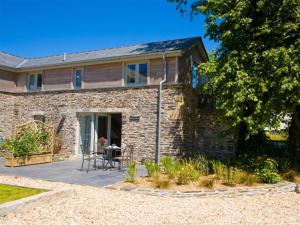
[105,182,298,198]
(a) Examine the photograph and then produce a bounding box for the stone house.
[0,37,235,161]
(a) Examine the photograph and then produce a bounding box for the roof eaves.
[15,50,182,71]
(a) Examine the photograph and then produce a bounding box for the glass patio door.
[78,114,94,154]
[78,113,111,155]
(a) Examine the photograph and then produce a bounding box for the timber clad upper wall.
[43,68,72,91]
[0,69,16,92]
[0,56,178,92]
[84,63,122,88]
[16,73,27,92]
[150,57,176,85]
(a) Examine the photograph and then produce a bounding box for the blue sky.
[0,0,218,58]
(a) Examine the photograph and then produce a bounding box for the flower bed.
[121,155,299,193]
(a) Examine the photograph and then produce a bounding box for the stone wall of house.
[0,85,236,161]
[0,92,15,139]
[1,85,185,161]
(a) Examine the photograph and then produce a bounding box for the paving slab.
[0,158,146,187]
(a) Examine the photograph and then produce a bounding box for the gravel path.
[0,175,299,225]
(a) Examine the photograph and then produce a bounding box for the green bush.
[144,162,160,177]
[190,154,209,175]
[126,161,137,183]
[255,158,281,183]
[161,156,181,178]
[151,173,171,189]
[176,161,200,185]
[1,129,49,157]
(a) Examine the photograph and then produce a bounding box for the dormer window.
[73,68,83,89]
[125,63,148,85]
[27,73,43,91]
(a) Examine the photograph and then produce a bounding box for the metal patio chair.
[113,144,134,171]
[80,144,105,173]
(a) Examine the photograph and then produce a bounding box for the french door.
[78,113,111,155]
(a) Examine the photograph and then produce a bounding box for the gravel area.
[0,175,299,225]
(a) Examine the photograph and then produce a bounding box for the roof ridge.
[15,36,201,60]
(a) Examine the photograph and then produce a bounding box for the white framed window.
[27,73,43,91]
[125,63,148,85]
[73,68,83,89]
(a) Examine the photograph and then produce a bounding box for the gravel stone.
[0,175,299,225]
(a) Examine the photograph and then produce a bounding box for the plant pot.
[4,153,53,167]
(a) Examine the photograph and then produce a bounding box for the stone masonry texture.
[0,85,235,161]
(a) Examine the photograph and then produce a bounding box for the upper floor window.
[27,73,43,91]
[125,63,148,85]
[73,68,83,89]
[192,63,199,89]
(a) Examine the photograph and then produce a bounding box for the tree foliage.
[169,0,300,141]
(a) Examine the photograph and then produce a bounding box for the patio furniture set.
[80,144,134,172]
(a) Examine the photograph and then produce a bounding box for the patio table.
[103,145,121,169]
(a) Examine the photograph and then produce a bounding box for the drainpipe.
[156,52,167,163]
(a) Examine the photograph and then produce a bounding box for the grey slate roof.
[0,52,25,68]
[0,37,203,70]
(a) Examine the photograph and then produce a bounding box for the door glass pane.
[74,70,82,88]
[79,115,92,153]
[126,64,136,84]
[28,75,36,90]
[98,116,108,141]
[138,63,147,84]
[37,74,43,88]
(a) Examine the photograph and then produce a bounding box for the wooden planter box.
[4,153,53,167]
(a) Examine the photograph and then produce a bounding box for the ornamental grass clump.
[144,162,160,177]
[234,170,257,186]
[151,173,171,189]
[191,154,209,175]
[211,160,227,179]
[176,161,200,185]
[199,177,215,189]
[161,156,181,178]
[126,161,137,183]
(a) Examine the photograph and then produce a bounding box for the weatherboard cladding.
[0,37,202,69]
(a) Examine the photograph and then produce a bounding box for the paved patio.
[0,158,146,187]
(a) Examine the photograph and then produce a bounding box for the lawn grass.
[0,184,47,204]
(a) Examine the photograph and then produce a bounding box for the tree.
[169,0,300,153]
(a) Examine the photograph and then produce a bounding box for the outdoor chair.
[113,144,134,171]
[80,144,105,173]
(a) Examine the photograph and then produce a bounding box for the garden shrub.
[161,156,181,178]
[199,177,215,189]
[176,161,200,185]
[255,158,281,183]
[126,161,137,183]
[152,173,171,189]
[144,162,160,177]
